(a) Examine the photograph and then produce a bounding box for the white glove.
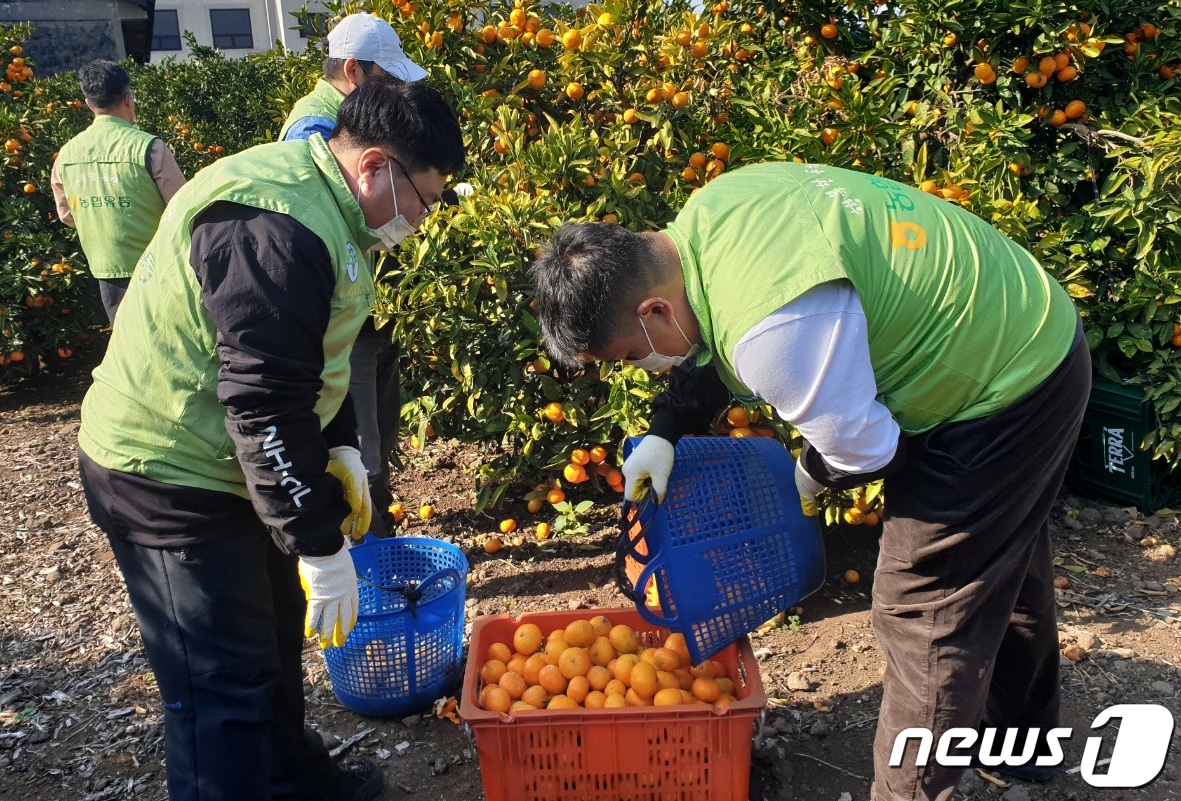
[795,459,824,518]
[298,538,359,649]
[622,436,675,502]
[326,445,371,541]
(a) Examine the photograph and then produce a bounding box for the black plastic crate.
[1066,375,1181,512]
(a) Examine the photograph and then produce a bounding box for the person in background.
[281,13,429,534]
[529,160,1090,801]
[77,76,464,801]
[51,59,185,324]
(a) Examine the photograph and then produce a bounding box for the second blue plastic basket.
[618,436,826,666]
[323,535,468,717]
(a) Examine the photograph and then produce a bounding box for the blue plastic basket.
[323,535,468,717]
[617,436,826,666]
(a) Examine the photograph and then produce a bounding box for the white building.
[149,0,329,63]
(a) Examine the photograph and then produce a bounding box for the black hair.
[78,60,130,109]
[333,75,465,177]
[322,57,380,80]
[529,223,664,367]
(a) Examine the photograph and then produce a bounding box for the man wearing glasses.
[77,77,464,801]
[281,13,432,537]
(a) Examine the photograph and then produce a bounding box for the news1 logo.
[889,704,1174,788]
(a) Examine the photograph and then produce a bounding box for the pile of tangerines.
[476,615,737,713]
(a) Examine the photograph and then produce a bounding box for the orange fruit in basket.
[564,619,596,647]
[664,632,690,662]
[487,642,512,663]
[566,675,591,704]
[523,654,547,685]
[548,694,579,709]
[586,665,612,691]
[692,677,722,702]
[612,653,640,684]
[630,661,659,699]
[716,677,735,696]
[604,693,628,708]
[538,664,568,695]
[513,623,543,656]
[604,678,627,697]
[584,690,608,709]
[609,624,640,655]
[588,614,613,636]
[509,700,538,714]
[625,687,653,707]
[674,668,694,690]
[483,686,512,713]
[480,659,508,685]
[656,670,680,691]
[654,687,684,706]
[651,647,682,672]
[522,684,549,709]
[588,636,615,666]
[559,647,591,679]
[544,635,569,666]
[713,694,734,711]
[506,655,527,677]
[499,671,527,700]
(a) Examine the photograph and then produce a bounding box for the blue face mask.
[627,311,700,372]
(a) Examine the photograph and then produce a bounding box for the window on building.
[151,9,182,51]
[210,9,253,50]
[299,13,329,39]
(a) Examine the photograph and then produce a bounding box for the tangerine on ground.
[485,536,503,554]
[483,686,512,713]
[536,522,552,539]
[527,498,543,514]
[481,659,508,685]
[844,568,861,584]
[513,623,543,656]
[609,624,640,654]
[538,664,568,695]
[564,619,596,647]
[487,642,512,663]
[499,519,517,534]
[419,504,435,520]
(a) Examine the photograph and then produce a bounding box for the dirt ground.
[3,340,1181,801]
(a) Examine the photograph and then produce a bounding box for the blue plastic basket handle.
[633,554,675,628]
[357,566,462,620]
[613,493,661,603]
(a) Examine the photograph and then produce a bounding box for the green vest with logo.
[56,115,165,279]
[279,78,344,141]
[78,134,377,496]
[666,162,1078,434]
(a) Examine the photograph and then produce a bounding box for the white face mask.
[627,311,700,372]
[360,162,416,251]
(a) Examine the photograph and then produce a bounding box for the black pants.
[99,277,131,325]
[81,458,339,801]
[871,334,1091,800]
[348,320,400,537]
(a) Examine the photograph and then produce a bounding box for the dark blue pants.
[98,277,130,325]
[83,467,339,801]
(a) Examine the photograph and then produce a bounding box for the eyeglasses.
[389,154,436,221]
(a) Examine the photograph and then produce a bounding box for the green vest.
[666,162,1078,434]
[279,78,344,141]
[78,134,378,496]
[56,115,165,279]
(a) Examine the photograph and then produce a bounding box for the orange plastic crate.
[460,608,766,801]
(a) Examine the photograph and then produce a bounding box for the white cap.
[326,14,428,83]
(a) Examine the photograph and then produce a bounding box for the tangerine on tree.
[542,402,564,423]
[820,22,838,39]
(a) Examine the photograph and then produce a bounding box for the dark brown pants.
[871,335,1091,800]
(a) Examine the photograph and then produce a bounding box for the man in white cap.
[279,13,428,142]
[280,14,431,534]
